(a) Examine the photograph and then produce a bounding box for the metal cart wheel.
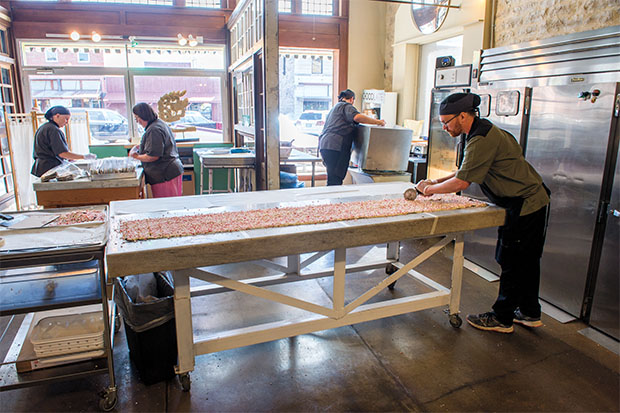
[179,373,191,392]
[449,314,463,328]
[99,387,117,411]
[385,264,398,290]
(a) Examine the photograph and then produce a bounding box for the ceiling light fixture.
[92,31,102,42]
[70,31,80,41]
[188,34,198,47]
[177,33,187,46]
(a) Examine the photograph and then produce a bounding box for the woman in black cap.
[417,92,550,334]
[31,105,96,177]
[318,89,386,185]
[129,103,183,198]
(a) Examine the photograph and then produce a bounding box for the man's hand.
[376,119,386,127]
[415,180,432,196]
[416,179,438,195]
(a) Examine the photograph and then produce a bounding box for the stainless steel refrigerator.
[428,26,620,336]
[588,108,619,340]
[426,88,466,181]
[525,82,618,318]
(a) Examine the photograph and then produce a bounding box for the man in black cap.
[416,92,550,334]
[31,105,96,177]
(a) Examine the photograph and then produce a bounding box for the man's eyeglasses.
[440,114,459,127]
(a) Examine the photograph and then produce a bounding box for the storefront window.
[127,45,224,70]
[301,0,333,15]
[279,47,333,189]
[133,75,223,142]
[22,44,128,68]
[279,49,333,144]
[0,63,15,205]
[186,0,221,7]
[71,0,173,5]
[29,74,130,144]
[279,0,292,12]
[21,42,228,144]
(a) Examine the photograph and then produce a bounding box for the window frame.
[19,41,231,144]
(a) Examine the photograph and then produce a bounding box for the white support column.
[173,270,195,374]
[449,234,465,316]
[386,241,399,261]
[286,254,301,275]
[333,248,346,318]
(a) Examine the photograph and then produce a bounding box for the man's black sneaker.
[466,312,514,333]
[513,308,543,328]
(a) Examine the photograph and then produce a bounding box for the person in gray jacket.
[130,103,184,198]
[318,89,386,185]
[31,105,96,177]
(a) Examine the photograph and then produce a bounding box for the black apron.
[480,183,550,266]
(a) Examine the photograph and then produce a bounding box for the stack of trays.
[30,312,104,358]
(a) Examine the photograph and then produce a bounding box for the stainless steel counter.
[32,169,143,191]
[352,125,413,172]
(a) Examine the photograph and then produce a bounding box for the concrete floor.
[1,238,618,412]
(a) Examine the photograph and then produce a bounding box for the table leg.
[173,270,195,374]
[311,161,316,187]
[240,169,247,192]
[333,248,346,318]
[449,234,464,316]
[386,242,399,261]
[200,164,204,195]
[286,254,301,275]
[208,169,214,195]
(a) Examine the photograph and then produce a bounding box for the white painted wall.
[393,0,486,47]
[346,0,486,125]
[390,0,486,125]
[347,0,386,99]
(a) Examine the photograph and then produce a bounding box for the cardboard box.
[182,170,195,196]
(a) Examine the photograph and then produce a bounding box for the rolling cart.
[0,206,117,411]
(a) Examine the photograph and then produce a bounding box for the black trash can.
[114,272,177,385]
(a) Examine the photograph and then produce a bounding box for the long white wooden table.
[106,182,505,391]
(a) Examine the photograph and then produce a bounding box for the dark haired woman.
[130,103,184,198]
[318,89,386,185]
[31,105,96,177]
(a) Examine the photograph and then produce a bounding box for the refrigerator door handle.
[598,201,609,223]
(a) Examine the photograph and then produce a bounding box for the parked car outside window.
[170,110,217,130]
[70,108,129,142]
[295,110,328,135]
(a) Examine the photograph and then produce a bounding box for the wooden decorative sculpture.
[158,90,189,123]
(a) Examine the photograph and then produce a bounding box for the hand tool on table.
[403,184,424,201]
[0,213,59,229]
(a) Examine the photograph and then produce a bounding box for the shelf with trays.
[0,206,117,411]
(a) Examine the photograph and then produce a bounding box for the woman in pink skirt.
[129,103,184,198]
